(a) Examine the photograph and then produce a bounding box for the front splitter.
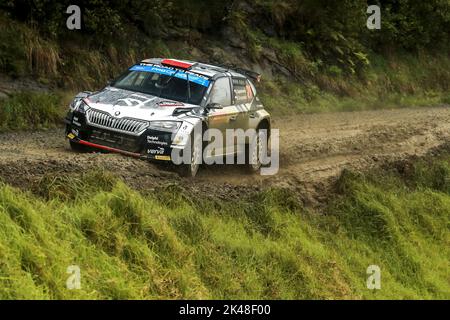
[67,133,175,161]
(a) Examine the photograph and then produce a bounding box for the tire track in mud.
[0,106,449,205]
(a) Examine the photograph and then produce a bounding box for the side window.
[245,80,255,101]
[209,77,232,106]
[233,78,252,104]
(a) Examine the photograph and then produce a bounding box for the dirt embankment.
[0,106,449,205]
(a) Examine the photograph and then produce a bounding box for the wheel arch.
[256,117,271,137]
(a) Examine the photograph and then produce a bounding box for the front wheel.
[177,133,202,178]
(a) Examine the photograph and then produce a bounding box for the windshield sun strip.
[129,64,210,87]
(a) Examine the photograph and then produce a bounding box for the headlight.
[149,121,181,133]
[171,121,195,146]
[70,99,89,113]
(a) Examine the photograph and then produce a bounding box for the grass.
[0,91,69,132]
[260,80,450,115]
[0,155,448,299]
[259,50,450,115]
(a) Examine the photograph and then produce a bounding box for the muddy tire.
[246,129,268,174]
[177,133,202,178]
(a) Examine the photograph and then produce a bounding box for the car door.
[231,77,254,152]
[206,76,236,157]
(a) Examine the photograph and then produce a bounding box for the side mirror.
[206,103,223,110]
[203,103,223,115]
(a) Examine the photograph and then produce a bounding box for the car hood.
[84,87,199,122]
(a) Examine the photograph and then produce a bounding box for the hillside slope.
[0,151,449,299]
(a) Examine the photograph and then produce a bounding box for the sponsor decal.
[116,94,157,107]
[148,147,165,155]
[147,136,159,142]
[155,155,171,161]
[232,78,247,86]
[67,133,76,139]
[147,136,168,146]
[151,141,169,146]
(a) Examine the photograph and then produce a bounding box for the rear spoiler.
[218,64,261,83]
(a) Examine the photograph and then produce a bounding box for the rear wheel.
[246,129,267,173]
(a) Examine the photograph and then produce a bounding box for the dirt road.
[0,106,449,204]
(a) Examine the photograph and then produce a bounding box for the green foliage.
[0,91,65,131]
[0,2,449,113]
[0,155,449,299]
[0,12,61,79]
[4,1,449,69]
[0,14,28,76]
[3,0,227,40]
[406,158,450,194]
[259,51,450,115]
[370,0,450,50]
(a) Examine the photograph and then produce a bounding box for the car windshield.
[111,67,209,105]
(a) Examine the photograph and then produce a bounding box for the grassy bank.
[0,91,69,132]
[259,50,450,115]
[0,154,448,299]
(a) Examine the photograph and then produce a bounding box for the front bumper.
[65,111,180,161]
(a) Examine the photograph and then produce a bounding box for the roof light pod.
[161,59,193,70]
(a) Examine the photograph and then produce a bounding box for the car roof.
[140,58,247,79]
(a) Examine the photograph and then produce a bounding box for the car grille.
[86,108,149,135]
[90,128,142,153]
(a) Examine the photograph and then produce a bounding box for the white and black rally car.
[65,58,271,177]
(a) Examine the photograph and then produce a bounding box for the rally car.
[65,58,271,177]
